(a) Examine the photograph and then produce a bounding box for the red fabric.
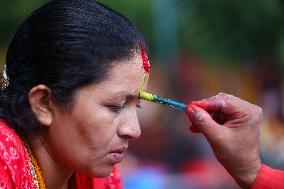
[0,120,35,189]
[0,120,123,189]
[251,165,284,189]
[73,166,123,189]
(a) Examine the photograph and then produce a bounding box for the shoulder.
[0,120,25,159]
[0,120,22,146]
[0,120,34,188]
[73,166,123,189]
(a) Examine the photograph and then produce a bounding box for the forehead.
[109,54,144,84]
[88,54,145,96]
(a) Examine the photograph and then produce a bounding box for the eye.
[136,104,142,109]
[109,104,126,113]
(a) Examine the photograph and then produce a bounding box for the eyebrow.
[113,92,140,101]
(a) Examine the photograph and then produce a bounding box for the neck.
[28,136,73,189]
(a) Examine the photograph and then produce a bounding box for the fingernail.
[186,105,203,133]
[195,111,204,122]
[190,105,205,123]
[185,104,194,118]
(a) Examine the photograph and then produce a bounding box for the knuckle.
[251,105,263,124]
[221,93,231,105]
[193,111,205,125]
[217,92,228,98]
[255,105,262,114]
[215,92,230,102]
[218,92,233,101]
[255,106,263,122]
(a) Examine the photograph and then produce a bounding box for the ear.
[28,85,53,127]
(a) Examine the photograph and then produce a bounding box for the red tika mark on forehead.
[141,47,151,73]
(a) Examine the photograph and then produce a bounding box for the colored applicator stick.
[139,91,186,111]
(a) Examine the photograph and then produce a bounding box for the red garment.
[251,165,284,189]
[0,120,35,189]
[73,166,123,189]
[0,120,123,189]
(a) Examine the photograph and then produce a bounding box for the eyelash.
[110,105,126,113]
[109,104,142,113]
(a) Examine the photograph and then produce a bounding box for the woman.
[0,0,147,188]
[186,93,284,189]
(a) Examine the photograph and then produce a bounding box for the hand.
[185,93,262,189]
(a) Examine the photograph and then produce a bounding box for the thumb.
[185,104,222,138]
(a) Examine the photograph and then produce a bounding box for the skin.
[186,93,262,189]
[28,53,145,189]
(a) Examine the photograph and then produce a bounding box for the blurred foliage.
[0,0,48,46]
[1,0,284,66]
[99,0,153,50]
[178,0,284,64]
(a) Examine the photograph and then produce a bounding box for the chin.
[81,165,114,177]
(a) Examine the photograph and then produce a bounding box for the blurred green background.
[2,0,284,65]
[1,1,284,189]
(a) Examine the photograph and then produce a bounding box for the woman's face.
[46,53,145,177]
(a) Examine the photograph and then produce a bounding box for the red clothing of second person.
[251,165,284,189]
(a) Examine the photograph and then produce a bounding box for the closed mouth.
[109,146,128,164]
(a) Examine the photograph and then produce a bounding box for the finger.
[191,93,249,116]
[191,99,216,111]
[185,104,223,137]
[186,105,200,133]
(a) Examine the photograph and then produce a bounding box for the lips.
[109,146,127,164]
[110,152,124,164]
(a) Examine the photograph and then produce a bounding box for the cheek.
[73,107,119,148]
[51,109,118,163]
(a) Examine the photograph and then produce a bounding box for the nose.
[118,110,141,140]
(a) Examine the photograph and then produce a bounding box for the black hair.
[1,0,146,136]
